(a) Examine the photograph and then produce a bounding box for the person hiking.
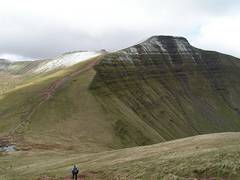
[71,165,79,180]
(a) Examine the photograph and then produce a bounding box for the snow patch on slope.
[35,51,101,73]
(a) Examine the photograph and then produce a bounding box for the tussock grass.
[1,132,240,179]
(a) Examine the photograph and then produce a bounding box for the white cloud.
[192,15,240,58]
[0,0,240,59]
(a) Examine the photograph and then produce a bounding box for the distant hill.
[0,50,104,95]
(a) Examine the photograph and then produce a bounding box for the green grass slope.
[0,35,240,179]
[1,35,240,151]
[1,132,240,179]
[90,36,240,144]
[0,59,46,94]
[0,57,126,152]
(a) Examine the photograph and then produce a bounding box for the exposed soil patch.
[0,137,10,146]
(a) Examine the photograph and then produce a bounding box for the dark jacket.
[72,167,79,175]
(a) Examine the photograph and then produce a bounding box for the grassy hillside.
[0,59,46,94]
[1,36,240,151]
[0,57,127,152]
[0,36,240,179]
[90,36,240,143]
[1,132,240,179]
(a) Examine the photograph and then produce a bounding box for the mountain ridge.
[0,35,239,148]
[90,35,240,144]
[0,35,240,179]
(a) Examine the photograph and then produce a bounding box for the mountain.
[34,50,105,73]
[90,35,240,144]
[0,50,104,74]
[0,50,105,95]
[0,35,240,179]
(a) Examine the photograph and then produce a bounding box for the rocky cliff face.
[90,36,240,144]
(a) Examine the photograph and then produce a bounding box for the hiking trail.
[10,59,99,136]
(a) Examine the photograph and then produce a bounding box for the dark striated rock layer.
[90,36,240,146]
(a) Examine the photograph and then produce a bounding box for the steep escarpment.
[1,35,240,180]
[90,35,240,144]
[1,35,240,151]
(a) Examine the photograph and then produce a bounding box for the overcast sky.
[0,0,240,60]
